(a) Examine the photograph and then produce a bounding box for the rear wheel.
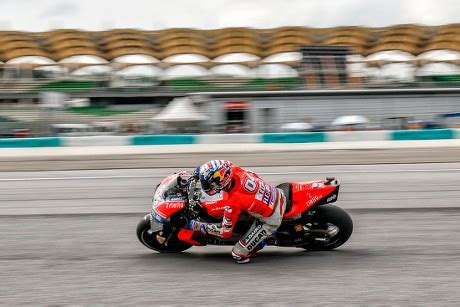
[301,205,353,251]
[136,214,192,253]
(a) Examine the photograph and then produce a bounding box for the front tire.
[136,214,192,253]
[302,204,353,251]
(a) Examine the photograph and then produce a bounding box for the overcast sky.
[0,0,458,32]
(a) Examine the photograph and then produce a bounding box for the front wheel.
[301,204,353,251]
[136,214,192,253]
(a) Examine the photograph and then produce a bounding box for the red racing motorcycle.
[137,171,353,253]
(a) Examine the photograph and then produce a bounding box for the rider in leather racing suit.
[189,160,286,264]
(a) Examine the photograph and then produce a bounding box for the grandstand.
[0,24,458,86]
[0,24,459,136]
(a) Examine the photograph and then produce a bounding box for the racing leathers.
[191,164,286,262]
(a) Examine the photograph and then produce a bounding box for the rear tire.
[302,204,353,251]
[136,214,192,253]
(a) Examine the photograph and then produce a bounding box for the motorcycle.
[137,171,353,254]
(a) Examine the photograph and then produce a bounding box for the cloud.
[0,0,457,31]
[40,1,79,18]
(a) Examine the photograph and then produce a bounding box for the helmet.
[198,160,233,195]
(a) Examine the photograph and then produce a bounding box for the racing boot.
[231,240,266,264]
[231,251,251,264]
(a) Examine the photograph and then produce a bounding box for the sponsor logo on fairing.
[327,194,337,202]
[168,195,185,201]
[165,202,184,209]
[206,205,227,212]
[307,195,320,206]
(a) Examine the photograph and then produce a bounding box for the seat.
[276,183,293,214]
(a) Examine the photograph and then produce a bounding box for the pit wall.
[0,129,459,148]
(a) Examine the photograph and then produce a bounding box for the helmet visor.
[201,180,220,195]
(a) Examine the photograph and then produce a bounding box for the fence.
[0,129,459,148]
[2,88,460,137]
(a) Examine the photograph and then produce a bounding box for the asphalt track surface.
[1,141,460,171]
[1,162,460,305]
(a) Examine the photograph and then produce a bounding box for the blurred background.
[0,16,459,137]
[1,1,460,305]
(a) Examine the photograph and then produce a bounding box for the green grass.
[165,78,210,90]
[240,78,304,90]
[431,75,460,82]
[67,106,138,116]
[165,77,304,91]
[32,80,98,92]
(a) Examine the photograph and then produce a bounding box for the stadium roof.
[0,24,459,64]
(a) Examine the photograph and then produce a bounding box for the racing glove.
[188,220,206,234]
[192,166,201,180]
[188,220,222,236]
[220,206,240,239]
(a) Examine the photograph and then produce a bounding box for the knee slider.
[231,250,245,261]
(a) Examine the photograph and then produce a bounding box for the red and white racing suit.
[203,166,286,261]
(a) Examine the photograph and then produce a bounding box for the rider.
[188,160,286,264]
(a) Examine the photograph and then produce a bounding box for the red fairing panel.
[152,171,188,220]
[283,180,339,218]
[177,229,205,246]
[154,201,186,220]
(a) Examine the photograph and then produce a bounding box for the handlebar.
[177,175,201,208]
[178,176,203,220]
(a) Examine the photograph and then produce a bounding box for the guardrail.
[0,137,61,148]
[0,129,459,148]
[1,84,460,100]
